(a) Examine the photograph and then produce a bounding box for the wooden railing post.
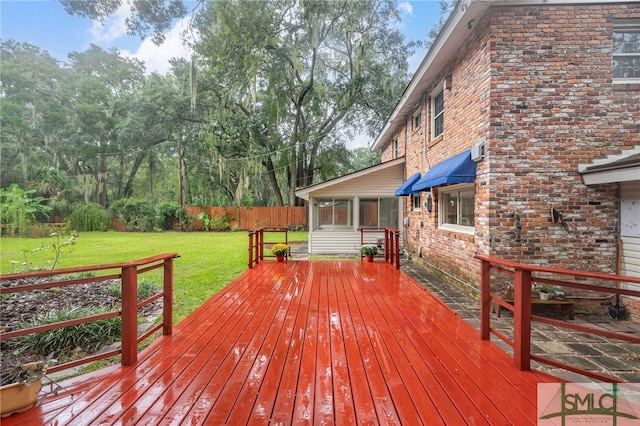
[121,264,138,366]
[384,229,390,262]
[479,258,491,340]
[258,228,264,261]
[394,230,400,269]
[513,267,532,370]
[163,258,173,336]
[248,231,254,269]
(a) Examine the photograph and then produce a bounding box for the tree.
[192,0,414,205]
[0,41,70,188]
[67,45,146,206]
[58,0,187,45]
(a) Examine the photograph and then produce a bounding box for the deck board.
[4,260,562,425]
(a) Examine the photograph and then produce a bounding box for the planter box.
[0,379,41,418]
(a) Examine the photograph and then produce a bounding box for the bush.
[10,307,122,360]
[0,184,52,236]
[155,202,186,231]
[196,211,232,231]
[105,278,159,300]
[109,198,155,232]
[67,202,110,231]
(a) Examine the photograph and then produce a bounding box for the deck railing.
[476,254,640,382]
[248,227,288,268]
[0,253,178,374]
[359,227,400,269]
[384,228,401,269]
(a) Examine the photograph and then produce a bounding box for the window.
[314,198,353,230]
[412,109,422,130]
[359,198,398,228]
[613,22,640,81]
[431,85,444,139]
[412,194,421,211]
[438,184,474,233]
[393,137,398,159]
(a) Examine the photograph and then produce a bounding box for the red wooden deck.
[5,261,561,425]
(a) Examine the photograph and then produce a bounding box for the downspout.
[423,91,431,169]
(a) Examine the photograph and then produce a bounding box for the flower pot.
[276,255,285,263]
[0,379,41,418]
[539,292,551,301]
[366,254,374,262]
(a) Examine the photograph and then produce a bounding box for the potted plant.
[496,281,514,300]
[361,245,378,262]
[271,243,289,262]
[538,284,554,301]
[0,353,56,418]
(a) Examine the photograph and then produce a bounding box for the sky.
[0,0,443,146]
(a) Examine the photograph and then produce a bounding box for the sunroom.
[295,158,405,256]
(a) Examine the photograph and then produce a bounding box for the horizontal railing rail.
[476,254,640,382]
[0,253,178,374]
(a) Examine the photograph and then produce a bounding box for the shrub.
[10,307,122,360]
[68,202,110,231]
[109,198,155,232]
[196,211,232,231]
[0,184,52,236]
[155,201,186,231]
[105,278,159,300]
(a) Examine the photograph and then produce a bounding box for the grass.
[0,231,307,323]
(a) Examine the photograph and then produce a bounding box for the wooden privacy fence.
[185,206,307,231]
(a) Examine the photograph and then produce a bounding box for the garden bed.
[0,277,162,371]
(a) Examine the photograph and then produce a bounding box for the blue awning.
[394,172,422,196]
[412,149,476,192]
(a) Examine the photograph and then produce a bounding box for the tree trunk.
[263,156,284,206]
[123,152,148,198]
[96,155,108,206]
[178,138,187,207]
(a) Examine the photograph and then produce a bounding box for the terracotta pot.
[0,379,41,418]
[366,254,374,262]
[276,255,285,263]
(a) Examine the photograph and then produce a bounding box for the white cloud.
[347,132,373,150]
[88,4,195,75]
[122,16,195,75]
[398,2,414,16]
[89,4,130,44]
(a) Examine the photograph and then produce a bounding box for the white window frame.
[393,137,398,159]
[438,184,475,235]
[359,197,399,229]
[613,21,640,84]
[412,194,421,211]
[412,109,422,130]
[431,82,445,140]
[313,198,353,231]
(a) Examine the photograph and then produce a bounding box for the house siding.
[303,161,404,256]
[381,2,640,293]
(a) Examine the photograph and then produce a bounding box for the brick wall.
[486,4,640,275]
[383,3,640,291]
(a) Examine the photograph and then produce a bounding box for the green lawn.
[0,231,307,323]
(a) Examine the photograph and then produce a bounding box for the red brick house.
[369,0,639,314]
